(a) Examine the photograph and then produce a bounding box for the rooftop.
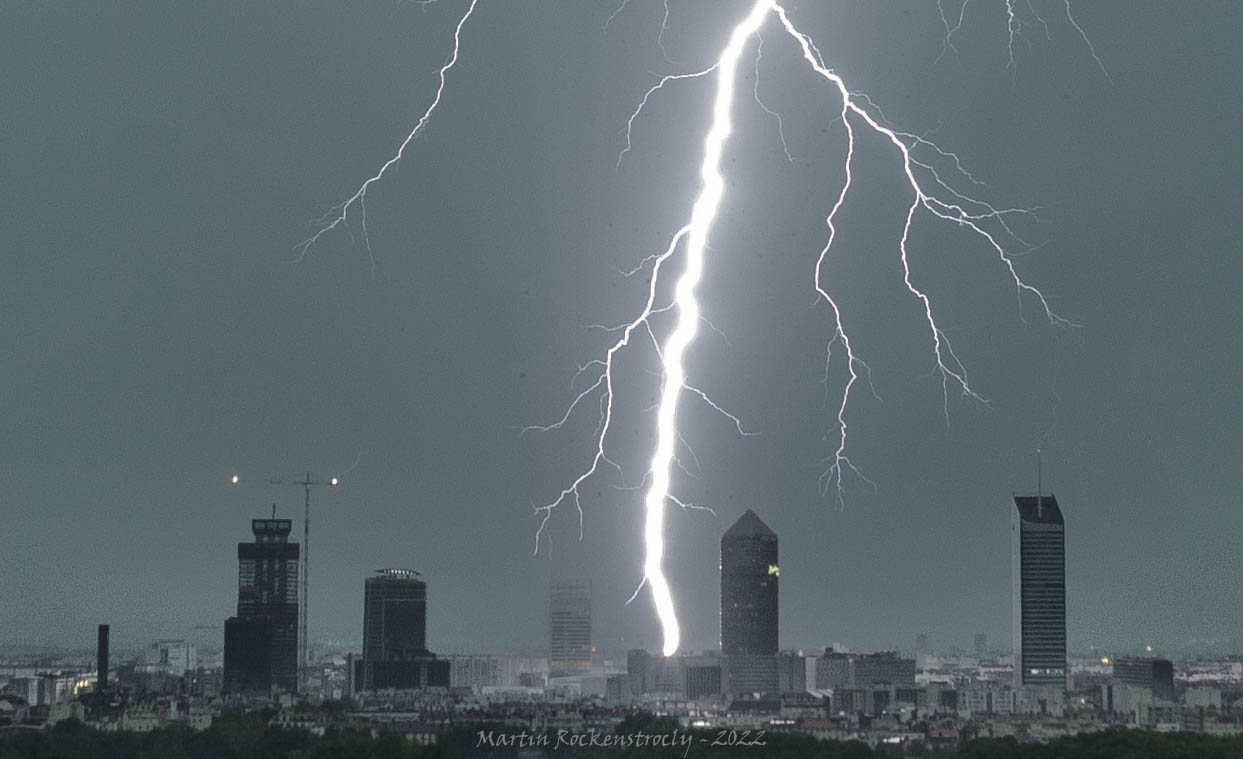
[722,509,776,541]
[1013,495,1064,525]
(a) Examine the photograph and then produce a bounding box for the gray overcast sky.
[2,1,1240,659]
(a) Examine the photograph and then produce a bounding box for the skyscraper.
[549,582,592,676]
[224,517,299,694]
[721,509,778,656]
[355,568,448,691]
[1012,494,1066,688]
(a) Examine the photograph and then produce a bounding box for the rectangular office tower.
[721,509,779,656]
[224,518,299,694]
[355,568,447,690]
[549,582,592,676]
[1012,494,1066,688]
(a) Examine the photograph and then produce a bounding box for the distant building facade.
[1113,657,1175,701]
[815,649,852,690]
[720,509,778,656]
[224,518,299,694]
[776,651,809,694]
[139,641,197,677]
[549,582,592,676]
[854,651,916,687]
[627,649,661,696]
[448,655,502,689]
[624,650,726,700]
[815,649,916,690]
[684,660,724,700]
[726,654,778,696]
[445,654,547,690]
[356,568,448,691]
[1012,494,1067,688]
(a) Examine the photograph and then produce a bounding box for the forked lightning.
[303,0,1099,658]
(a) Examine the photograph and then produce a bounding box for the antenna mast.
[1036,448,1043,518]
[301,474,309,693]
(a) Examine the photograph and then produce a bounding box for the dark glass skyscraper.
[1012,494,1066,688]
[357,568,448,691]
[720,509,778,656]
[224,518,299,693]
[549,582,592,676]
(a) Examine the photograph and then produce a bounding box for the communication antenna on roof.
[272,503,277,519]
[1036,448,1043,519]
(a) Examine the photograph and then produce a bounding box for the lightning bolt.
[295,0,481,270]
[304,1,1100,659]
[635,0,770,657]
[530,0,1077,658]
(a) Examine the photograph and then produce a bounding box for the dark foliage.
[958,729,1243,759]
[5,716,1243,759]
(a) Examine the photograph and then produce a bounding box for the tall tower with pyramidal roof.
[720,509,778,656]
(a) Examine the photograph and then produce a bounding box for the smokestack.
[97,624,110,692]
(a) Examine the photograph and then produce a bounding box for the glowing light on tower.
[303,0,1100,659]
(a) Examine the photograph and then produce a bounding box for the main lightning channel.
[638,0,773,659]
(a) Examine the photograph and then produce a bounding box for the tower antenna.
[1036,448,1043,519]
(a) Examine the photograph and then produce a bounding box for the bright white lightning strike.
[306,0,1098,660]
[533,0,1076,658]
[638,0,772,658]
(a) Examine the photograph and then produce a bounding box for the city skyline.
[1,482,1220,665]
[2,2,1241,659]
[0,481,1226,662]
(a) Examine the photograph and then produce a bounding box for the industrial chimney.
[97,624,110,692]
